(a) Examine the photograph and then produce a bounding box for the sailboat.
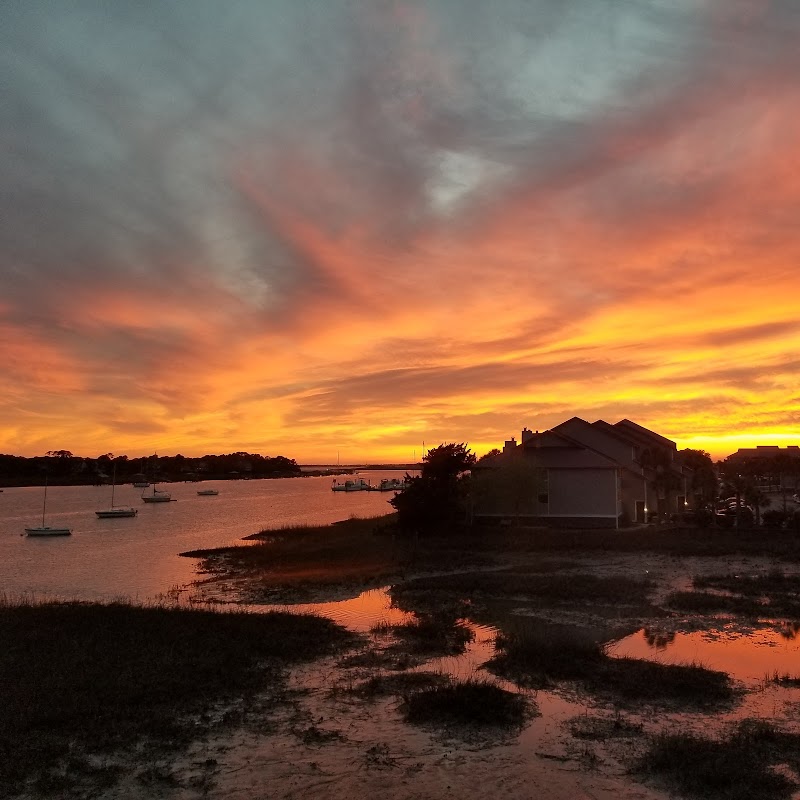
[25,474,72,536]
[141,482,172,503]
[96,464,138,518]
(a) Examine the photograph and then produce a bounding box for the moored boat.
[96,507,138,518]
[25,525,72,536]
[26,474,72,536]
[96,464,138,518]
[368,478,408,492]
[331,478,371,492]
[142,484,172,503]
[197,489,219,496]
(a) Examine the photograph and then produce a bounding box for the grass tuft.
[769,671,800,687]
[402,677,529,728]
[488,620,603,687]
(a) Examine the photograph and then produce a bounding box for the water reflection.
[778,620,800,640]
[608,623,800,684]
[642,627,677,650]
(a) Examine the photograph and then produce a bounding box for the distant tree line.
[0,451,302,487]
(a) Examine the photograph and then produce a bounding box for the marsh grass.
[638,719,800,800]
[390,571,661,632]
[682,571,800,618]
[666,590,764,615]
[594,657,733,704]
[0,599,353,794]
[488,620,603,686]
[488,620,733,705]
[402,677,529,728]
[184,515,492,593]
[667,590,800,618]
[184,516,407,592]
[769,671,800,687]
[694,570,800,594]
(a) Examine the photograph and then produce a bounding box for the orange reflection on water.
[255,587,413,633]
[606,624,800,684]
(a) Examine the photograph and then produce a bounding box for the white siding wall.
[548,468,617,517]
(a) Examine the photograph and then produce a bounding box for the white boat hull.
[25,527,72,536]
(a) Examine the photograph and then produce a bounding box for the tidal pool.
[606,622,800,684]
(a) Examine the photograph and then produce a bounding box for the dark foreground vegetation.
[638,719,800,800]
[0,599,353,796]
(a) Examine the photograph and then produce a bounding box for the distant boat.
[25,474,72,536]
[133,481,150,488]
[368,478,408,492]
[141,483,172,503]
[197,489,219,496]
[331,478,371,492]
[96,464,138,518]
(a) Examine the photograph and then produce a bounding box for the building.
[474,417,692,527]
[724,445,800,490]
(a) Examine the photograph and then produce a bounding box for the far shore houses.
[474,417,692,528]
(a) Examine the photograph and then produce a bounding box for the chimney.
[503,437,517,455]
[521,427,534,444]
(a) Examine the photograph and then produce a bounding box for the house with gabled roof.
[474,417,693,527]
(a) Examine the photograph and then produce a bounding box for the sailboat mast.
[110,463,116,508]
[42,473,48,527]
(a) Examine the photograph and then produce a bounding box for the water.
[0,471,410,602]
[607,623,800,684]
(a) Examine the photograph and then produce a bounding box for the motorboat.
[369,478,408,492]
[331,478,371,492]
[197,489,219,496]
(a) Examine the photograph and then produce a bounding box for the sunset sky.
[3,0,799,463]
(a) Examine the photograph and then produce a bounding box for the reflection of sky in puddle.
[248,587,411,632]
[607,624,800,684]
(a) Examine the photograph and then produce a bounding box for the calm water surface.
[0,472,409,602]
[607,623,800,684]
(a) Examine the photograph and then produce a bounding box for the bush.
[403,678,529,728]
